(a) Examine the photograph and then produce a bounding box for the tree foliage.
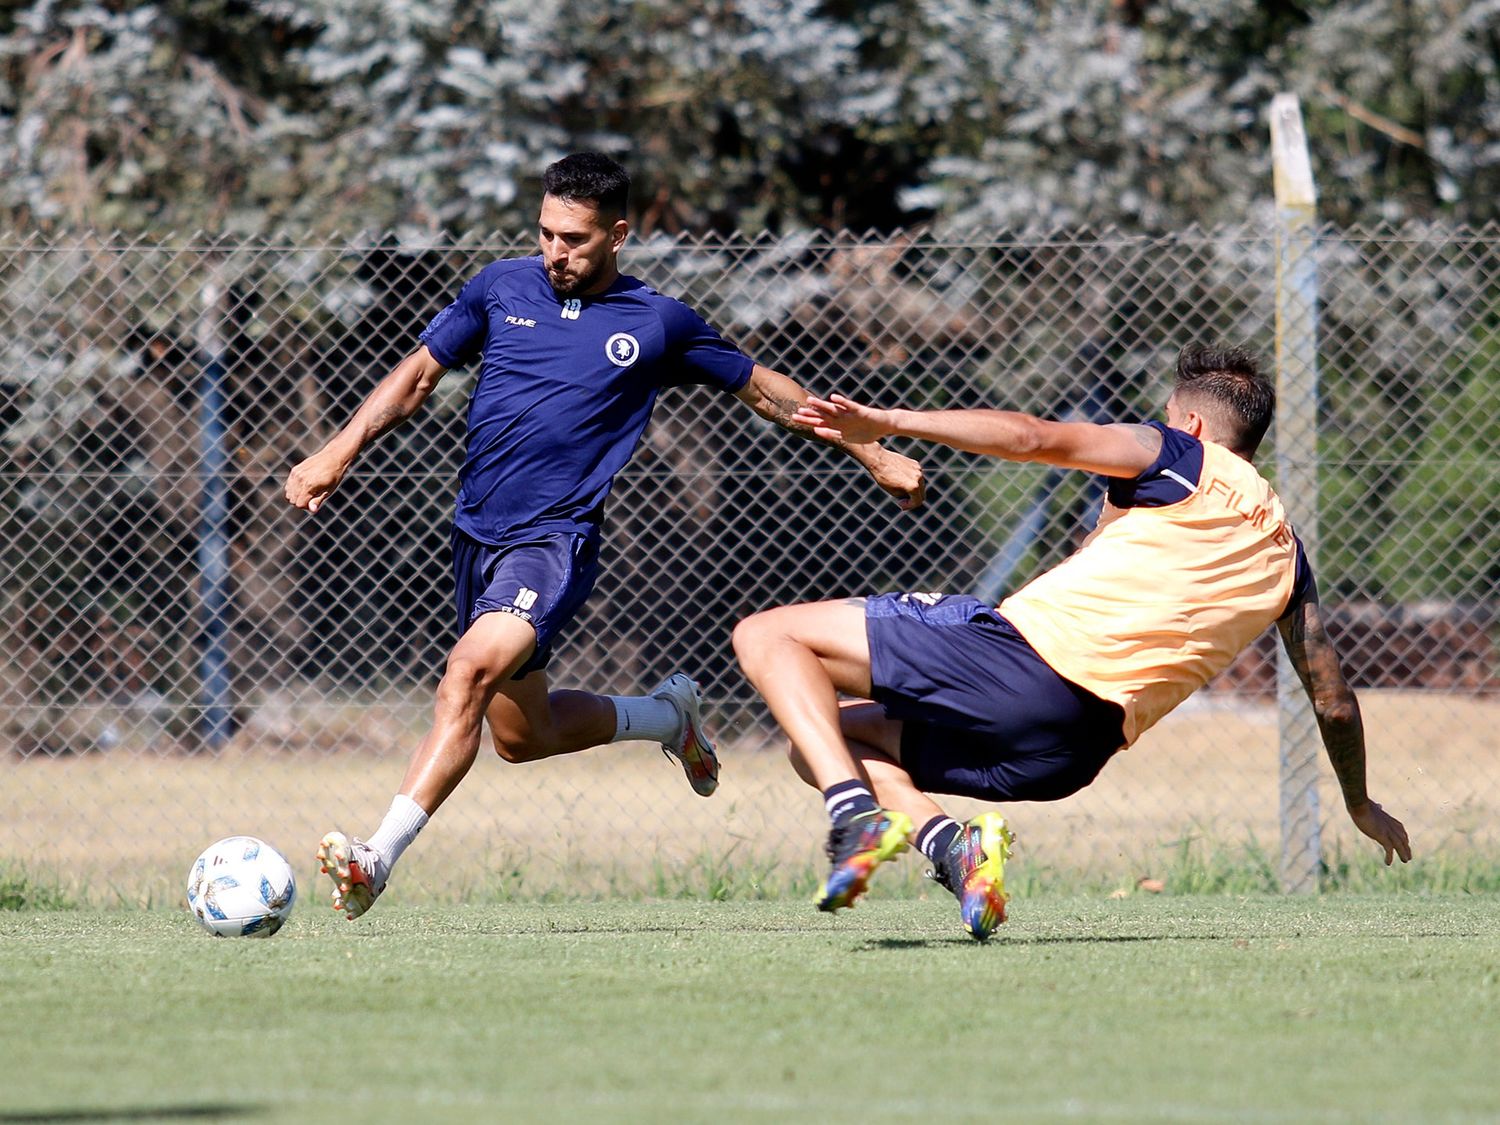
[1375,340,1500,602]
[1,0,1497,233]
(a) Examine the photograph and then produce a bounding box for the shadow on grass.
[0,1106,263,1123]
[854,933,1257,951]
[857,937,952,950]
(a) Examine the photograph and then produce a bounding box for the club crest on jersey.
[605,333,640,366]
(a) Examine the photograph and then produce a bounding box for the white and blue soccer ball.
[186,836,296,938]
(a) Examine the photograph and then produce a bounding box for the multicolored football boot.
[652,673,720,797]
[931,812,1014,941]
[316,830,387,920]
[816,808,914,912]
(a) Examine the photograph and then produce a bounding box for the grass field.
[3,895,1498,1123]
[4,692,1497,1122]
[5,691,1498,906]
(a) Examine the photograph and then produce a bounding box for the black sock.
[822,780,878,826]
[917,816,961,863]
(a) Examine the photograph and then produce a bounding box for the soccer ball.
[186,836,297,938]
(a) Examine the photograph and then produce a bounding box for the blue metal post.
[196,283,234,749]
[973,394,1109,604]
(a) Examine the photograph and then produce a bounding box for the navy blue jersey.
[419,256,754,544]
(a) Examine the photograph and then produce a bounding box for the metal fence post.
[195,273,234,750]
[1270,93,1323,892]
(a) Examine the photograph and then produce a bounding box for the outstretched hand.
[1349,800,1412,866]
[791,394,900,446]
[793,394,925,510]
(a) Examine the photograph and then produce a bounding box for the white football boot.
[316,831,388,920]
[651,673,720,797]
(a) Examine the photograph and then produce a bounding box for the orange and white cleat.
[651,673,721,797]
[316,830,387,920]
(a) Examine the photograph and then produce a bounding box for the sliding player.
[734,344,1410,940]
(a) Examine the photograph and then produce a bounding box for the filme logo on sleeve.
[605,333,640,366]
[499,585,539,623]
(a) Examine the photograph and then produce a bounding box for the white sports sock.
[366,794,429,875]
[606,695,682,745]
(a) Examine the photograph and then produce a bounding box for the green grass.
[425,839,1500,905]
[17,829,1500,910]
[0,864,76,911]
[3,895,1498,1123]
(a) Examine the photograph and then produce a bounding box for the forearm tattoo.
[1283,605,1369,808]
[1319,702,1370,809]
[761,391,845,448]
[762,392,807,431]
[367,402,411,441]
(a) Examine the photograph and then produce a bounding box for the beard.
[547,258,602,297]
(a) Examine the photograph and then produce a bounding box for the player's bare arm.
[736,367,927,510]
[285,344,450,514]
[1277,590,1413,865]
[793,393,1163,478]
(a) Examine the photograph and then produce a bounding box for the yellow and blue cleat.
[816,809,914,912]
[932,812,1014,941]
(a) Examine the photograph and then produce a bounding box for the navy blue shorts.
[865,592,1125,802]
[451,527,601,679]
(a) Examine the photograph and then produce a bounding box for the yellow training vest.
[999,438,1297,746]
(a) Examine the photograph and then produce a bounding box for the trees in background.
[0,3,1493,714]
[2,0,1497,235]
[0,1,321,230]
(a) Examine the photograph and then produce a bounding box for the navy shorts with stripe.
[865,592,1125,802]
[451,527,601,679]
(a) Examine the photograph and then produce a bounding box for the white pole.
[1270,93,1323,893]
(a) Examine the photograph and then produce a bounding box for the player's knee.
[729,615,759,660]
[441,652,503,700]
[488,717,559,764]
[491,732,542,764]
[731,613,780,675]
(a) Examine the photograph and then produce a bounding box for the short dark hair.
[1172,343,1275,455]
[541,152,630,219]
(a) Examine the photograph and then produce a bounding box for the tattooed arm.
[285,344,450,514]
[734,365,926,510]
[1276,584,1413,865]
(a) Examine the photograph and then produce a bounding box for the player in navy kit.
[285,153,926,918]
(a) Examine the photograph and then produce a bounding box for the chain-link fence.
[2,226,1496,903]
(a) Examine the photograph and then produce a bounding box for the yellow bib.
[1000,440,1297,746]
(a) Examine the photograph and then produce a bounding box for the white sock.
[606,695,682,745]
[366,794,429,875]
